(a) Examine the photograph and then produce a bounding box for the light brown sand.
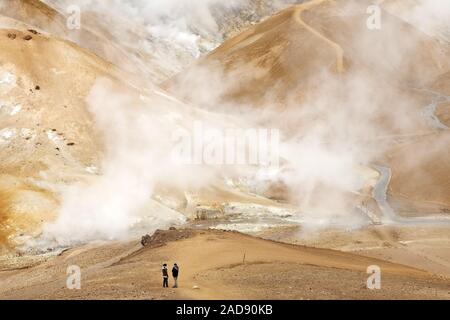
[0,229,447,300]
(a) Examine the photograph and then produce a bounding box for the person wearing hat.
[162,263,169,288]
[172,263,180,288]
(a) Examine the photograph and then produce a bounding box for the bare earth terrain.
[0,229,448,300]
[0,0,449,300]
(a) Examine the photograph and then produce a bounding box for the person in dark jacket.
[162,263,169,288]
[172,263,179,288]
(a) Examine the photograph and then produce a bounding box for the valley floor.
[0,229,448,300]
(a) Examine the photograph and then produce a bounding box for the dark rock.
[28,29,39,35]
[7,33,16,40]
[67,142,75,146]
[141,234,152,246]
[23,35,33,41]
[35,85,40,90]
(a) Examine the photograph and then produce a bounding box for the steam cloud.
[40,0,450,245]
[44,0,302,81]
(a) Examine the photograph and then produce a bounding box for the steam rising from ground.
[385,0,450,43]
[44,0,302,81]
[44,79,186,244]
[41,0,450,245]
[43,79,225,245]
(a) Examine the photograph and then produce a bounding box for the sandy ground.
[387,131,450,209]
[436,102,450,127]
[258,224,450,278]
[0,229,448,300]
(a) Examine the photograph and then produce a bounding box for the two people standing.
[162,263,179,288]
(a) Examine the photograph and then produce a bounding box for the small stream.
[187,89,450,231]
[419,89,449,130]
[371,89,450,226]
[373,165,450,226]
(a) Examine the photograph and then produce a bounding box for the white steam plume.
[40,0,450,245]
[43,79,188,244]
[43,0,303,82]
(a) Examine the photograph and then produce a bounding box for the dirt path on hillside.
[372,166,450,225]
[293,0,345,73]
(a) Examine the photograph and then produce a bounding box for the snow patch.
[0,102,23,116]
[51,68,66,75]
[10,104,22,116]
[0,71,16,86]
[47,130,62,144]
[211,222,275,233]
[85,165,98,174]
[20,128,36,140]
[0,128,16,144]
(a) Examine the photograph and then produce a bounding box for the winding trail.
[418,89,450,130]
[372,165,450,226]
[371,88,450,226]
[293,0,345,73]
